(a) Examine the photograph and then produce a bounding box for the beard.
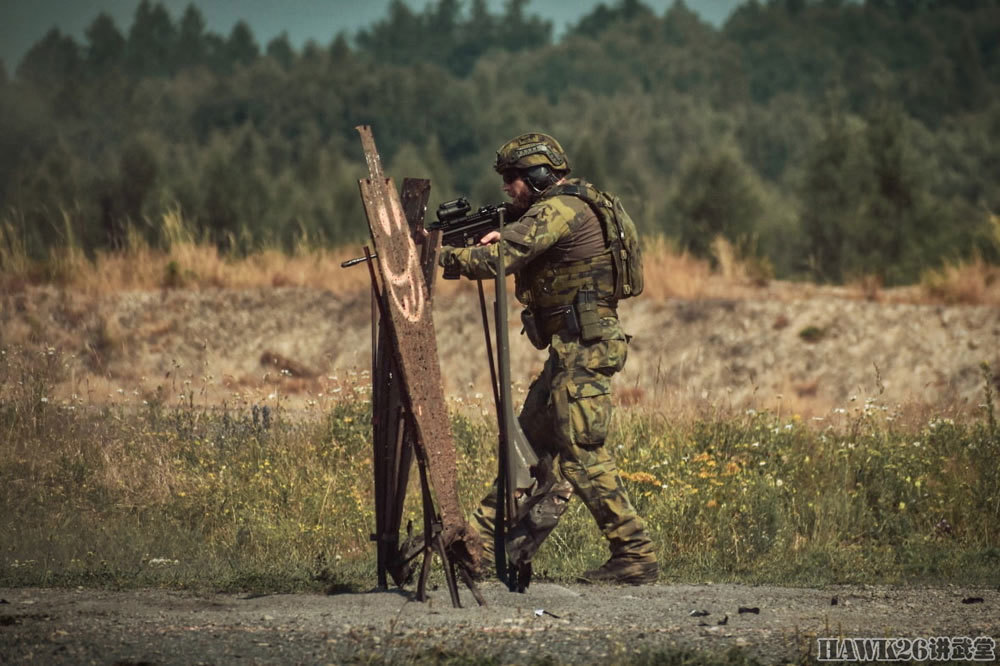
[504,200,531,221]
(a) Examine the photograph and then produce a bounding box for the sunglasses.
[501,171,522,184]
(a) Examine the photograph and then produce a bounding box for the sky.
[0,0,745,74]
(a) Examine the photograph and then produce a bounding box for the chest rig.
[515,181,619,347]
[515,180,617,312]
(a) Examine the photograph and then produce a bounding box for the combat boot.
[560,454,657,581]
[579,555,658,585]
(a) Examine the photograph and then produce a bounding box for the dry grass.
[920,254,1000,305]
[1,209,484,300]
[640,235,716,300]
[0,220,787,300]
[916,212,1000,305]
[3,209,1000,306]
[41,211,383,296]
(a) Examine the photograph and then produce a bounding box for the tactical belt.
[536,303,617,338]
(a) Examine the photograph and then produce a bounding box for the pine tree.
[17,29,81,88]
[85,13,125,74]
[266,33,295,70]
[125,0,177,77]
[227,21,260,67]
[176,4,208,71]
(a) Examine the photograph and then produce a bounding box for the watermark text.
[817,636,996,661]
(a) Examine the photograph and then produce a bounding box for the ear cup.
[524,165,556,193]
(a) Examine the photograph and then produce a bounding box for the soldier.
[438,132,658,585]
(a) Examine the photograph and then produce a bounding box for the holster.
[520,308,549,350]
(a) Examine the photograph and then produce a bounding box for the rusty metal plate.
[400,177,441,295]
[355,125,476,558]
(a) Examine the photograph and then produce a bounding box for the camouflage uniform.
[439,178,656,574]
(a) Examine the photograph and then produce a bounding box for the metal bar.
[375,291,408,588]
[434,537,462,609]
[415,451,435,603]
[370,248,378,393]
[416,543,433,603]
[365,245,389,590]
[342,253,378,268]
[393,415,414,512]
[387,404,406,542]
[477,280,501,421]
[494,298,512,588]
[491,214,543,592]
[478,277,508,583]
[457,566,486,607]
[493,220,518,590]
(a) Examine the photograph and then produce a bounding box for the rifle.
[342,198,512,272]
[427,198,513,279]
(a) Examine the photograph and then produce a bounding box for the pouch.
[574,289,602,343]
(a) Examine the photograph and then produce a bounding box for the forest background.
[1,0,999,287]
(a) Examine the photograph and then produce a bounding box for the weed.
[980,361,997,438]
[798,326,824,343]
[163,260,192,288]
[1,347,999,592]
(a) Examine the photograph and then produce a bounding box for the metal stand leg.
[410,441,484,607]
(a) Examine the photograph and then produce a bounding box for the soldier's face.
[502,171,533,209]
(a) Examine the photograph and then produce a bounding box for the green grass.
[1,345,998,592]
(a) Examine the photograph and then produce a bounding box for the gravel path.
[2,583,997,664]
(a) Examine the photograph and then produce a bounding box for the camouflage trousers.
[472,320,655,563]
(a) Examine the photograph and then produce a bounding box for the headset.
[522,165,563,193]
[498,139,569,194]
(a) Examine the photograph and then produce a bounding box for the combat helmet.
[495,133,570,193]
[494,133,570,174]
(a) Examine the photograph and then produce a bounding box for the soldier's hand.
[479,230,501,245]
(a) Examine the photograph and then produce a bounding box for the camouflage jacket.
[438,179,617,311]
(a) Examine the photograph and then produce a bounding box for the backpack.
[551,182,644,300]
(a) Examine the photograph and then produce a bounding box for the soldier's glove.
[438,247,462,280]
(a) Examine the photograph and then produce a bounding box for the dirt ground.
[1,582,997,664]
[3,284,999,418]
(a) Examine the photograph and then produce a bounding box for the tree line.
[1,0,998,284]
